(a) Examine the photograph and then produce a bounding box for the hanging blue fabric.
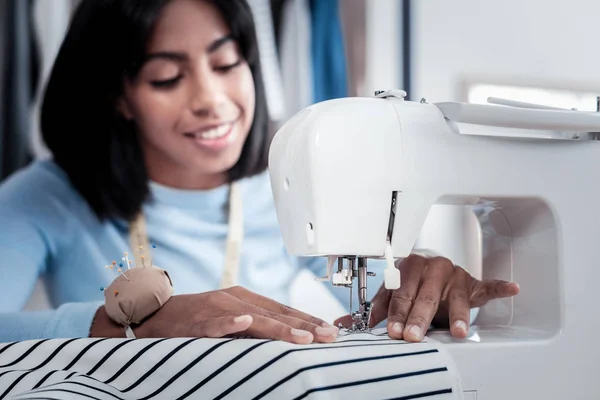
[310,0,348,103]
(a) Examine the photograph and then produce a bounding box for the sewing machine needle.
[349,283,352,317]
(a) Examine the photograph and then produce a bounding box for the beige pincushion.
[104,266,174,326]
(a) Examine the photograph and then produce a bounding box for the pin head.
[152,243,157,248]
[100,287,104,291]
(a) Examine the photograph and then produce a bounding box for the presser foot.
[338,301,373,334]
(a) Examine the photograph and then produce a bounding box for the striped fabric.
[0,330,463,399]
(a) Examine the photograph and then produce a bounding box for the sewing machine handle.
[436,101,600,133]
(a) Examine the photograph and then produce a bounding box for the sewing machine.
[268,90,600,399]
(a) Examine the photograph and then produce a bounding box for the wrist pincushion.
[101,248,173,327]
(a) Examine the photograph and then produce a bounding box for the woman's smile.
[183,118,239,152]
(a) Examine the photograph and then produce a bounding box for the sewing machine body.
[268,91,600,399]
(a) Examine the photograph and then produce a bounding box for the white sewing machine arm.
[268,90,600,262]
[268,90,600,399]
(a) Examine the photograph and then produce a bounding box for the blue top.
[0,160,388,343]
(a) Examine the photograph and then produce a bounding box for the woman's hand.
[334,254,520,342]
[91,286,339,344]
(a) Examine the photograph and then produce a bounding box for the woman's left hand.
[334,254,520,342]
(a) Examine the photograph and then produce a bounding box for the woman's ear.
[117,97,134,120]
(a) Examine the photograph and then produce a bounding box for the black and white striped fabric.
[0,330,463,399]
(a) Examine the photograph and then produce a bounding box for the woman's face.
[120,0,256,189]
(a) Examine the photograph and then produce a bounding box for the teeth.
[198,124,230,139]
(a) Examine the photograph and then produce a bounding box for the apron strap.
[128,181,243,288]
[219,182,243,289]
[129,209,151,268]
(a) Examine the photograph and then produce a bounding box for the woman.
[0,0,519,344]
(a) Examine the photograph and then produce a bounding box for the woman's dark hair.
[41,0,269,221]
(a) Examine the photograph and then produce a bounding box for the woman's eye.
[214,60,242,72]
[150,75,182,88]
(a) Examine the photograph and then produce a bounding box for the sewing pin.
[150,243,157,266]
[117,267,130,281]
[105,265,117,280]
[123,252,131,270]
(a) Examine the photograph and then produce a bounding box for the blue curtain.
[310,0,347,103]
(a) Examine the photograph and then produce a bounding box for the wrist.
[89,306,128,338]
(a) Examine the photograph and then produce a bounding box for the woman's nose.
[189,74,225,116]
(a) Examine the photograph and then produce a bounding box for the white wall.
[412,0,600,103]
[363,0,401,96]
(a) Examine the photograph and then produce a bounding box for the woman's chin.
[191,150,244,179]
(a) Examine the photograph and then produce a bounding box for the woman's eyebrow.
[206,35,234,53]
[142,35,234,64]
[143,52,187,63]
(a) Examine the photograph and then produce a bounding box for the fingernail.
[407,325,422,340]
[322,322,339,330]
[291,329,312,337]
[391,323,403,335]
[454,320,468,332]
[504,281,519,290]
[315,326,338,337]
[234,315,252,324]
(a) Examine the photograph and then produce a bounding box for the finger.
[242,314,315,344]
[243,302,337,343]
[191,314,254,338]
[471,280,520,308]
[335,281,393,329]
[403,257,454,342]
[225,286,334,329]
[386,255,427,339]
[333,314,353,328]
[447,268,472,339]
[367,283,393,328]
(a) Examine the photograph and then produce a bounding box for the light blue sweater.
[0,161,388,343]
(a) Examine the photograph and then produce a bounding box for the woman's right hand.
[90,286,339,344]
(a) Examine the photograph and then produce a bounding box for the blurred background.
[0,0,598,320]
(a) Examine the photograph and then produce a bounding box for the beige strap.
[125,325,136,338]
[219,182,243,289]
[128,181,243,288]
[129,209,152,268]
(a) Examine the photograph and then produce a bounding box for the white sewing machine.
[268,90,600,399]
